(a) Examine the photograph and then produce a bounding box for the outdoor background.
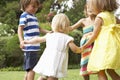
[0,0,85,70]
[1,0,120,80]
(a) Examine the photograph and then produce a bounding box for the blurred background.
[0,0,86,70]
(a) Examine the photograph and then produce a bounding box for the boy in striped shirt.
[18,0,49,80]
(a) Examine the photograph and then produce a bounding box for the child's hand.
[20,41,24,49]
[80,46,84,52]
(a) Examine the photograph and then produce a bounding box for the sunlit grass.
[0,69,120,80]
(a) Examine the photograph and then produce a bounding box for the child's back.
[33,32,74,78]
[87,11,120,71]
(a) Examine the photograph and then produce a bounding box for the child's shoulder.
[80,17,90,25]
[20,12,29,17]
[76,18,87,25]
[97,11,113,17]
[79,18,87,22]
[46,32,73,40]
[80,17,91,23]
[97,11,115,21]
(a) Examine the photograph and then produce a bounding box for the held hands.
[19,40,28,49]
[76,46,84,54]
[80,46,85,53]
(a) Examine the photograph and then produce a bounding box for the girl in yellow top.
[81,0,120,80]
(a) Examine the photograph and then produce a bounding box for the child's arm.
[39,27,51,34]
[18,26,24,42]
[81,17,103,50]
[18,26,24,48]
[68,41,81,54]
[24,36,46,44]
[70,18,85,31]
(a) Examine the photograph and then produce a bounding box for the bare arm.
[18,26,24,42]
[24,36,46,44]
[39,27,51,34]
[18,26,24,48]
[68,41,81,54]
[70,18,84,31]
[81,17,103,49]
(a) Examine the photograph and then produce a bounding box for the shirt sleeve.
[66,35,74,46]
[19,15,27,27]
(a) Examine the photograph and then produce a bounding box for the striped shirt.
[19,12,40,51]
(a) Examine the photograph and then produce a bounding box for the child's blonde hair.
[51,13,70,34]
[89,0,118,12]
[20,0,40,11]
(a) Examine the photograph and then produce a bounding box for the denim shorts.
[23,51,39,71]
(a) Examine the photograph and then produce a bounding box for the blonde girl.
[23,13,81,80]
[81,0,120,80]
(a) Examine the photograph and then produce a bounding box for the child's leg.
[106,69,120,80]
[83,75,89,80]
[37,76,47,80]
[47,76,58,80]
[98,70,108,80]
[27,70,35,80]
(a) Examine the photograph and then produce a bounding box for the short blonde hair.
[51,13,70,34]
[89,0,118,12]
[20,0,40,11]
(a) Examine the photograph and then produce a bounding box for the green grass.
[0,69,120,80]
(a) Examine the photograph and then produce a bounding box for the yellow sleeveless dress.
[87,11,120,71]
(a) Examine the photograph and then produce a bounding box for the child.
[70,3,96,80]
[22,13,81,80]
[80,0,120,80]
[18,0,50,80]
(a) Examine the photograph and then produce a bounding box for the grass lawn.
[0,69,120,80]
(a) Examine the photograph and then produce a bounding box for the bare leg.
[83,75,89,80]
[47,76,58,80]
[98,70,108,80]
[107,69,120,80]
[37,76,47,80]
[27,70,35,80]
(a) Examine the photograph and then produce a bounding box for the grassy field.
[0,69,120,80]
